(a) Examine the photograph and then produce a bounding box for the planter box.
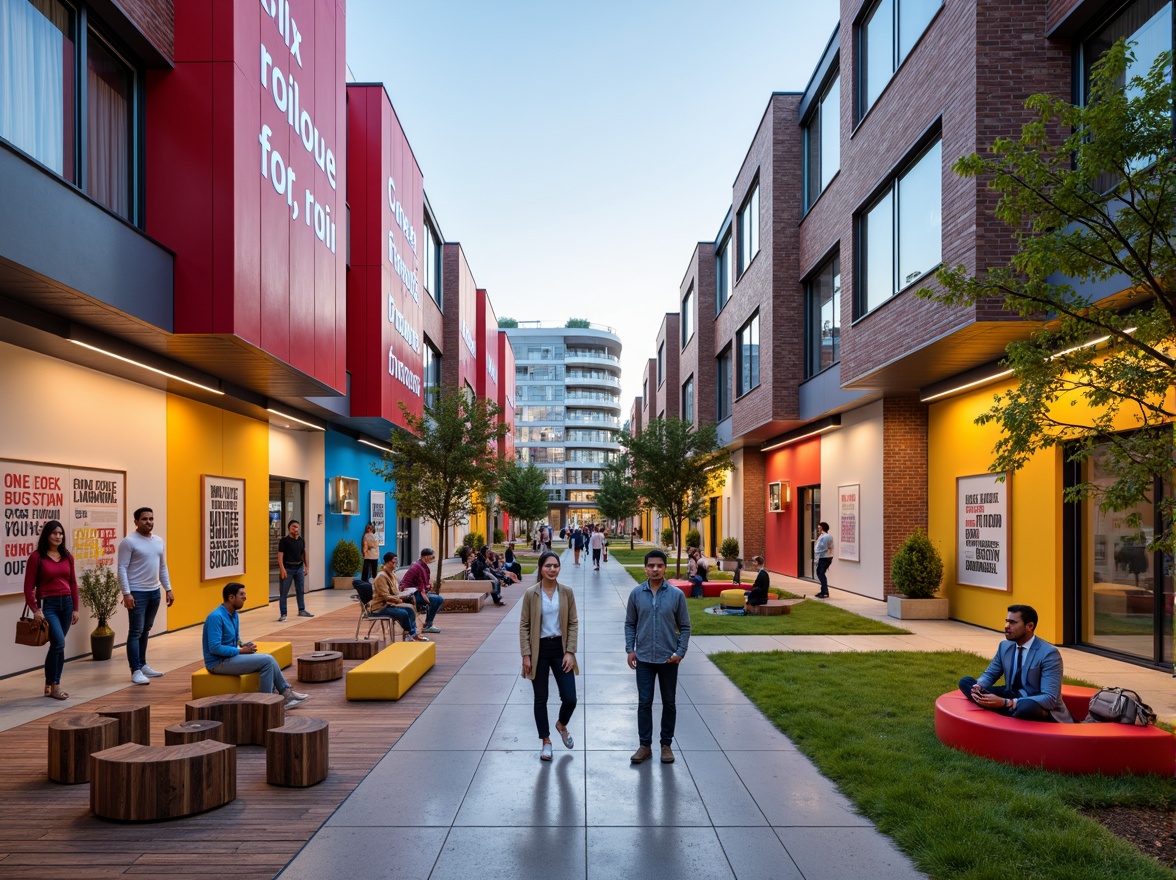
[887,595,949,620]
[331,576,354,591]
[718,558,739,572]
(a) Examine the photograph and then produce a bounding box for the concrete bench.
[934,685,1175,776]
[346,641,436,701]
[266,716,329,787]
[437,592,489,613]
[185,693,285,745]
[90,740,236,821]
[47,714,120,784]
[191,641,293,698]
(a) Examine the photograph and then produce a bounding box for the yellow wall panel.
[167,395,270,630]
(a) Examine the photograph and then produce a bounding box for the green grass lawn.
[711,650,1176,880]
[686,597,909,635]
[621,564,734,582]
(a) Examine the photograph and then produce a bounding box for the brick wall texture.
[881,397,928,597]
[113,0,174,62]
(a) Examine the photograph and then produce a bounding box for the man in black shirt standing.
[277,520,313,621]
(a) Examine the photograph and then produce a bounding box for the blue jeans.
[279,564,306,615]
[41,595,73,686]
[532,637,576,740]
[816,557,832,594]
[126,589,161,672]
[414,592,443,627]
[373,604,416,636]
[635,660,679,746]
[211,654,289,695]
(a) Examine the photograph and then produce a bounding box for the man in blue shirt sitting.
[202,582,309,710]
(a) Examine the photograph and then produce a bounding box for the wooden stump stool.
[298,651,343,682]
[97,703,151,745]
[90,741,236,821]
[745,599,792,616]
[266,716,329,787]
[185,693,284,745]
[48,714,119,784]
[164,719,225,746]
[315,638,382,660]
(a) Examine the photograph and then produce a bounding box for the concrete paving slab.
[454,750,585,826]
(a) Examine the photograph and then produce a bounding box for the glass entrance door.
[799,486,820,580]
[269,479,305,600]
[396,515,412,565]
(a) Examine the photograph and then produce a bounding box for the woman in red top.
[24,520,80,700]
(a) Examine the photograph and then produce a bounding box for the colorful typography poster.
[370,491,386,545]
[203,475,245,581]
[837,484,860,562]
[957,473,1010,590]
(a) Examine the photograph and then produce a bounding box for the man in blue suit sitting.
[958,604,1073,723]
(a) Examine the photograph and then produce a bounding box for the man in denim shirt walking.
[625,548,691,764]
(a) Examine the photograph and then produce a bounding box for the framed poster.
[768,482,782,512]
[370,491,386,544]
[2,459,125,596]
[203,475,245,581]
[837,484,860,562]
[957,473,1010,590]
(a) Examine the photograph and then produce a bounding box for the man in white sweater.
[117,507,173,685]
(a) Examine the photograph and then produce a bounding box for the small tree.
[685,528,701,550]
[331,540,362,578]
[496,461,549,537]
[620,417,732,575]
[921,43,1176,553]
[373,390,508,591]
[595,455,643,550]
[890,529,944,599]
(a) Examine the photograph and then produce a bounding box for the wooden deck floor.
[0,590,510,879]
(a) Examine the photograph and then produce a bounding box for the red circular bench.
[667,579,731,598]
[935,685,1174,776]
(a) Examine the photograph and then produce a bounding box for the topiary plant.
[890,529,944,599]
[685,528,701,550]
[719,537,740,560]
[462,531,486,551]
[331,539,363,578]
[661,525,675,547]
[493,528,505,544]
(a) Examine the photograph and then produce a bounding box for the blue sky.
[345,0,841,409]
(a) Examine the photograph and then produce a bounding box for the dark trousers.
[41,595,73,685]
[958,676,1054,721]
[361,558,380,582]
[532,636,577,740]
[592,548,602,567]
[816,557,832,594]
[635,660,679,746]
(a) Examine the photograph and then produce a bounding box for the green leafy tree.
[498,317,519,328]
[565,317,590,328]
[372,391,508,590]
[921,43,1176,552]
[595,455,643,549]
[619,417,732,575]
[496,461,549,536]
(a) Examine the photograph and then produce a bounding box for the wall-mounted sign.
[202,475,245,581]
[837,484,859,562]
[768,482,782,513]
[370,491,386,545]
[330,476,360,515]
[957,473,1010,591]
[2,460,124,596]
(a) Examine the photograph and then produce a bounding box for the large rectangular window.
[736,313,760,396]
[681,286,694,347]
[804,73,840,209]
[806,254,841,377]
[423,219,442,308]
[657,342,665,386]
[681,376,694,424]
[422,340,441,408]
[857,0,940,119]
[858,138,941,315]
[715,233,733,312]
[737,183,760,276]
[1,0,139,221]
[716,347,731,420]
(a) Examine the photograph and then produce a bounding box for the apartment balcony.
[565,373,621,391]
[566,413,620,427]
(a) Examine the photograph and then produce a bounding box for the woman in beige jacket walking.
[519,550,579,761]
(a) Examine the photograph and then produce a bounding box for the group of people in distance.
[560,523,609,569]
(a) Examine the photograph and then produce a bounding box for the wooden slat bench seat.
[315,638,383,659]
[96,703,151,745]
[90,740,236,821]
[266,716,329,787]
[190,641,293,698]
[345,641,436,701]
[185,693,285,745]
[47,714,120,784]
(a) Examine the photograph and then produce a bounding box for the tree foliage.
[619,417,732,575]
[564,317,590,328]
[595,455,643,547]
[495,461,549,527]
[921,42,1176,551]
[372,391,508,589]
[498,317,519,328]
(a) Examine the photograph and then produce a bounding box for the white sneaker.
[283,695,308,710]
[139,664,164,678]
[283,688,309,701]
[131,670,150,685]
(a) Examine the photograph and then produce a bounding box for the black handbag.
[15,606,49,647]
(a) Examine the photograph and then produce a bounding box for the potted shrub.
[719,537,740,571]
[887,528,949,619]
[685,528,701,550]
[79,565,121,661]
[331,539,363,590]
[660,525,675,547]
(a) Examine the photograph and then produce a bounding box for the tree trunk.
[435,517,448,593]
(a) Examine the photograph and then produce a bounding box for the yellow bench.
[719,588,746,608]
[192,641,293,699]
[345,641,435,701]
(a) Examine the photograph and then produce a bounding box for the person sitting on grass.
[743,556,770,611]
[202,583,309,710]
[371,553,428,641]
[958,604,1073,722]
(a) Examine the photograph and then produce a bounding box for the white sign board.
[837,484,859,562]
[370,490,386,545]
[203,475,245,581]
[957,473,1010,591]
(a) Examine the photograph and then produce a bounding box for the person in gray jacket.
[625,548,691,764]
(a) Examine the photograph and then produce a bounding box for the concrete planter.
[331,576,354,591]
[719,558,739,572]
[887,595,949,620]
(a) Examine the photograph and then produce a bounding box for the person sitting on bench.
[503,542,523,580]
[744,556,770,610]
[202,583,308,709]
[372,553,429,641]
[472,546,504,606]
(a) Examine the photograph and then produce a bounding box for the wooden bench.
[164,720,225,746]
[437,591,488,613]
[97,704,151,745]
[90,740,236,821]
[315,638,384,659]
[935,686,1175,776]
[346,641,436,701]
[191,641,293,698]
[298,651,343,682]
[266,716,329,787]
[745,599,793,616]
[185,693,285,745]
[47,714,120,784]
